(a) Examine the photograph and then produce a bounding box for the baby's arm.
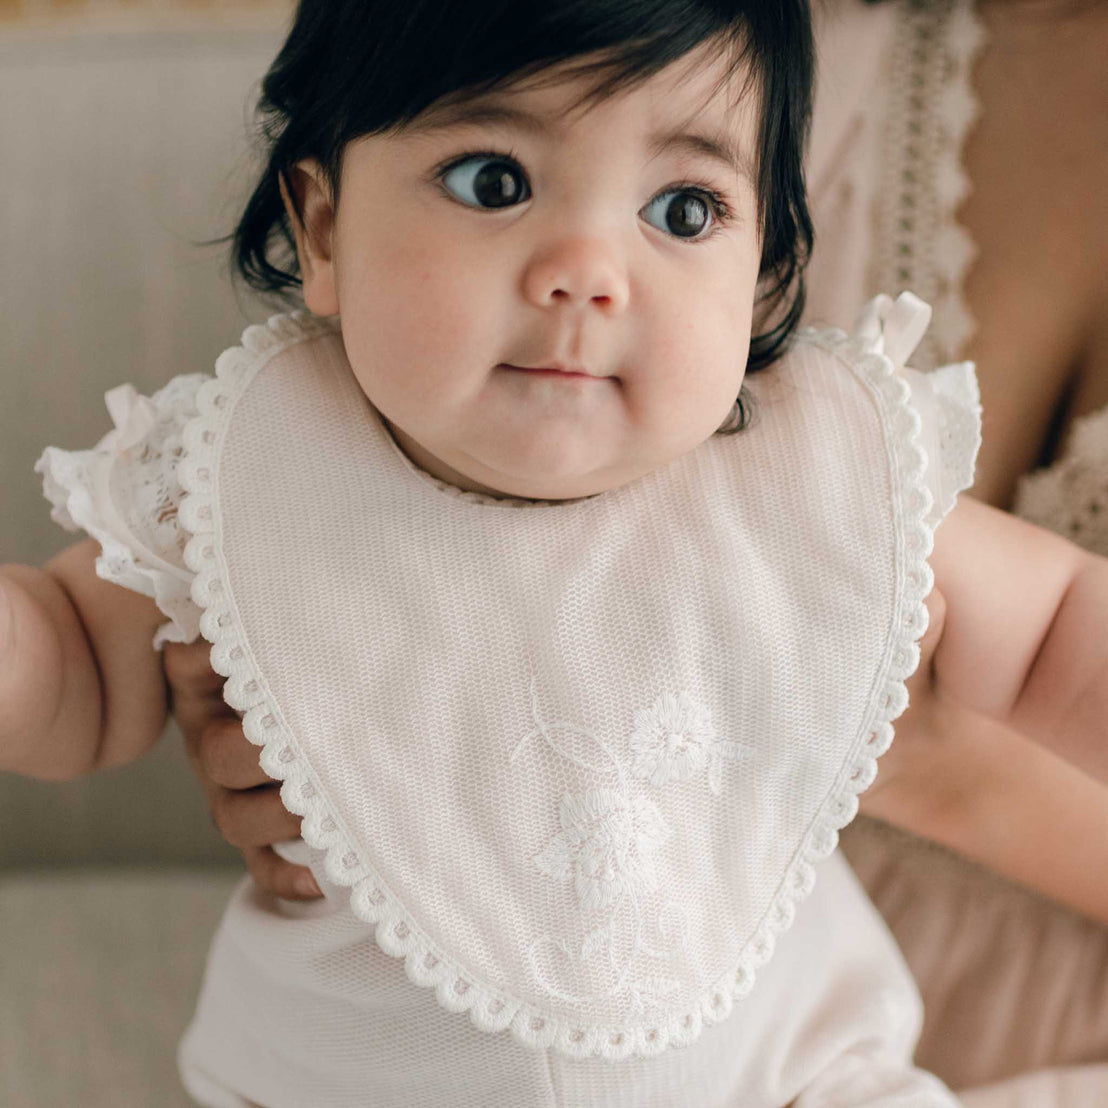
[0,538,168,780]
[929,496,1108,781]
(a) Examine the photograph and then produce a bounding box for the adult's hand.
[859,585,1108,926]
[163,637,322,900]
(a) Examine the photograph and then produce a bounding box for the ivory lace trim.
[870,0,986,370]
[176,312,947,1060]
[1015,405,1108,557]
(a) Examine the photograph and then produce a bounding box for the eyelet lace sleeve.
[35,373,211,649]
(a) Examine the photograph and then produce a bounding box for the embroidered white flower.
[533,788,670,911]
[629,691,750,795]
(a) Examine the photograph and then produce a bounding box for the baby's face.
[302,43,762,500]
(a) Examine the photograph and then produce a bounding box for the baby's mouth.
[500,362,613,381]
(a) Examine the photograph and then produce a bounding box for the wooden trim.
[0,0,290,31]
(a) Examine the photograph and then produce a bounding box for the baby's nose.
[520,236,630,315]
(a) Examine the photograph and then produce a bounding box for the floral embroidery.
[513,679,754,1014]
[629,691,752,795]
[533,789,670,911]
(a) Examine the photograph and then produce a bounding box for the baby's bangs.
[416,20,759,122]
[387,1,759,115]
[318,5,767,228]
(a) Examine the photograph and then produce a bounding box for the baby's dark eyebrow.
[407,100,755,189]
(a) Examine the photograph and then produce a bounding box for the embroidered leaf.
[581,925,610,961]
[533,834,572,881]
[631,795,670,849]
[560,788,624,840]
[635,976,681,999]
[715,740,752,763]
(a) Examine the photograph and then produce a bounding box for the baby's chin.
[447,454,636,503]
[427,425,635,501]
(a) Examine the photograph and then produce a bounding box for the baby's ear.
[279,160,339,317]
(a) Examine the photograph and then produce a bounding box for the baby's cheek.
[653,308,750,439]
[342,251,475,374]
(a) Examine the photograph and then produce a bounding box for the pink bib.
[177,304,977,1060]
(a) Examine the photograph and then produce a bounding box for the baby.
[3,1,1107,1105]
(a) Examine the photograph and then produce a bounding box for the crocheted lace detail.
[870,0,986,370]
[35,374,208,648]
[176,311,950,1060]
[1015,404,1108,557]
[927,360,981,520]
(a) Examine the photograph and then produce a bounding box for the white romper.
[38,294,980,1108]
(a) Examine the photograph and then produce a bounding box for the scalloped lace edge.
[34,446,197,649]
[931,0,987,365]
[175,311,946,1061]
[928,361,982,519]
[1014,402,1108,536]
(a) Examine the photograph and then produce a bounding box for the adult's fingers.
[162,638,319,898]
[242,845,322,900]
[193,716,273,790]
[165,639,240,765]
[163,638,226,698]
[210,783,303,850]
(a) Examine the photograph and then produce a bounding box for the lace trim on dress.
[870,0,986,370]
[176,309,973,1060]
[926,359,982,520]
[1015,405,1108,557]
[35,374,209,648]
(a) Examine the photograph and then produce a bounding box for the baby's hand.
[163,638,323,900]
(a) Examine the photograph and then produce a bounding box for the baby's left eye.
[640,189,720,240]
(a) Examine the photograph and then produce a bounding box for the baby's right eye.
[439,154,531,210]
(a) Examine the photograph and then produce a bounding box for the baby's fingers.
[242,845,323,900]
[210,783,302,850]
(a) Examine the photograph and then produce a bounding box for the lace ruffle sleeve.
[35,373,211,649]
[853,292,982,528]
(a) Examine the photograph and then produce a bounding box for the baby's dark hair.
[233,0,814,412]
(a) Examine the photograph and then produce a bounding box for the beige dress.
[809,0,1108,1100]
